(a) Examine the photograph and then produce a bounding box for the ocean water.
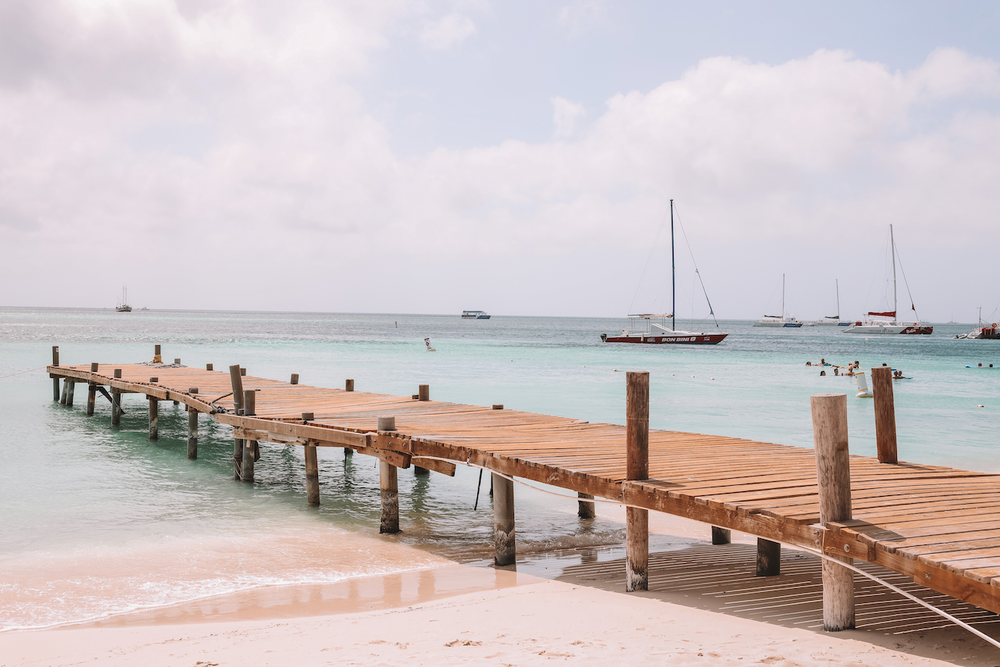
[1,308,998,630]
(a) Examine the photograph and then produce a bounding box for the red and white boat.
[844,225,932,335]
[602,200,728,346]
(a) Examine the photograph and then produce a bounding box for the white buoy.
[855,371,873,398]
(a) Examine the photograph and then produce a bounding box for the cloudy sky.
[2,0,999,321]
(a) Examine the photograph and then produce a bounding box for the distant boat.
[116,286,132,313]
[601,200,728,345]
[753,274,803,327]
[843,225,932,335]
[462,310,490,319]
[955,307,1000,339]
[811,279,850,326]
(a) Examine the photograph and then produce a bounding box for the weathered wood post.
[87,363,98,416]
[493,473,516,566]
[148,396,159,441]
[871,366,897,464]
[242,389,256,482]
[711,527,732,545]
[52,346,60,401]
[187,388,199,459]
[578,493,596,519]
[418,384,430,401]
[811,393,855,631]
[206,363,213,371]
[153,344,162,364]
[302,413,320,506]
[345,379,354,392]
[111,369,123,426]
[230,364,245,480]
[290,373,299,385]
[626,371,649,592]
[377,416,400,534]
[756,538,781,576]
[65,380,75,407]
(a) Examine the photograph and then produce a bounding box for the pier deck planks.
[49,362,1000,616]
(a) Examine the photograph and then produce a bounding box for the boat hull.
[602,333,728,345]
[843,323,932,334]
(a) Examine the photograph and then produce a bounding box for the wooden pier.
[47,349,1000,631]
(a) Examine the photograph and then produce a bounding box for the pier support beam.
[625,371,649,592]
[111,369,122,426]
[242,390,256,482]
[52,346,60,401]
[380,461,399,534]
[65,380,75,407]
[811,393,855,631]
[148,396,158,440]
[60,379,69,405]
[577,492,596,519]
[187,388,199,460]
[305,442,320,506]
[756,538,781,576]
[493,473,515,566]
[871,366,898,464]
[86,363,98,416]
[711,526,732,545]
[230,365,245,480]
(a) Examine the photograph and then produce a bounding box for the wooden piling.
[242,389,256,482]
[290,373,299,385]
[711,526,732,545]
[811,393,855,631]
[345,379,354,392]
[65,380,75,407]
[148,396,159,440]
[756,538,781,576]
[305,441,320,505]
[206,363,213,371]
[230,365,244,480]
[52,346,60,401]
[418,384,430,402]
[59,378,69,405]
[871,366,898,464]
[174,358,181,365]
[578,492,596,519]
[625,371,649,592]
[187,388,198,459]
[87,384,97,416]
[380,462,399,533]
[153,344,162,364]
[493,473,515,566]
[111,369,122,426]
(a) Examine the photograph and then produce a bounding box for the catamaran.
[844,225,932,335]
[753,274,802,327]
[601,200,728,345]
[810,279,850,326]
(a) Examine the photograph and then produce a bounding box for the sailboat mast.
[670,199,676,333]
[781,274,785,319]
[835,279,840,320]
[890,224,897,316]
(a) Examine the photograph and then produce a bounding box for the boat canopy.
[627,313,673,319]
[867,310,896,318]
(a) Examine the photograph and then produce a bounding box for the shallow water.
[1,308,997,629]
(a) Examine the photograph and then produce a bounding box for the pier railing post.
[51,346,60,401]
[187,388,199,459]
[111,369,122,426]
[418,384,430,401]
[153,344,161,364]
[811,393,855,631]
[493,473,516,565]
[290,373,299,385]
[578,493,596,519]
[871,366,898,464]
[229,365,244,480]
[242,389,256,482]
[626,371,649,592]
[345,379,354,392]
[87,364,98,416]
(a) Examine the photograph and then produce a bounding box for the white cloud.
[557,0,605,36]
[419,14,476,51]
[551,96,586,138]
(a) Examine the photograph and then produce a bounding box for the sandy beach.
[3,512,999,666]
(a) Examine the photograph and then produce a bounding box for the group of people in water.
[806,359,905,379]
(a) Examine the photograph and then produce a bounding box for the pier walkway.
[47,353,1000,628]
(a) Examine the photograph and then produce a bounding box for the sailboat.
[753,274,803,327]
[812,279,850,326]
[116,286,132,313]
[844,225,932,335]
[954,307,1000,340]
[601,200,728,345]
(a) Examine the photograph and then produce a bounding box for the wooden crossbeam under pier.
[47,360,1000,622]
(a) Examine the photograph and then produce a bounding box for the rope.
[414,454,1000,649]
[0,366,46,380]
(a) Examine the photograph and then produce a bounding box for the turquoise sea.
[1,308,998,631]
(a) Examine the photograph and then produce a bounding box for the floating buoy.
[855,371,873,398]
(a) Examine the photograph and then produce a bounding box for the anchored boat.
[602,200,728,345]
[753,274,803,327]
[116,286,132,313]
